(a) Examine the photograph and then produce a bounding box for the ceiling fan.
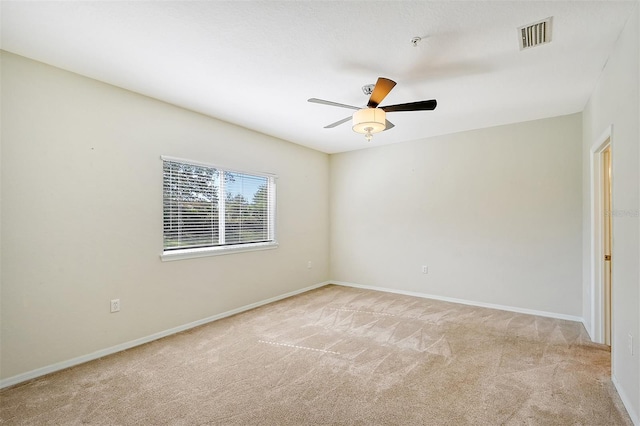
[308,77,437,142]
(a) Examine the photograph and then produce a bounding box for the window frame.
[160,156,278,262]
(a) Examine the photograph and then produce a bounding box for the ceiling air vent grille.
[518,17,552,50]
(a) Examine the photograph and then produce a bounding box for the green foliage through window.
[163,158,275,252]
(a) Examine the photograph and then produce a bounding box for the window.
[161,156,277,261]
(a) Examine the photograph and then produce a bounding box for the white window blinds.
[163,158,276,254]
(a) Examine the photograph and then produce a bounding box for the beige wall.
[0,52,330,380]
[582,5,639,421]
[330,114,583,317]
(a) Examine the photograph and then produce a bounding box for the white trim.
[612,374,639,425]
[332,281,584,323]
[218,173,226,245]
[589,125,613,344]
[0,281,331,389]
[268,176,277,242]
[161,241,278,261]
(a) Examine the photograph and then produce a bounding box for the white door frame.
[590,125,613,345]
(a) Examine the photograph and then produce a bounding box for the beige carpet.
[0,285,632,425]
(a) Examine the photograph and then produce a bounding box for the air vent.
[518,17,552,50]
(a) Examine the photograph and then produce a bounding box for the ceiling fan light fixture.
[352,108,386,139]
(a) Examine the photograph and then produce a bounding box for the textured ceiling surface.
[1,1,637,153]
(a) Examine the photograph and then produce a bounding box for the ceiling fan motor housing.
[362,84,375,95]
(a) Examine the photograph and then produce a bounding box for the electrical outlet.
[110,299,120,313]
[628,333,634,355]
[422,266,428,274]
[307,261,312,269]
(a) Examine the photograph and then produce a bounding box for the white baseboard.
[581,319,592,339]
[583,317,596,342]
[0,281,331,389]
[332,281,584,323]
[612,374,639,425]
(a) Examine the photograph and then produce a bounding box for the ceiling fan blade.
[308,98,360,110]
[324,117,394,130]
[324,116,352,128]
[381,99,437,112]
[367,77,397,108]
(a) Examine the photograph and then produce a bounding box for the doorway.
[602,145,612,346]
[591,127,612,347]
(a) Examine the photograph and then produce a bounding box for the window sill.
[160,241,278,262]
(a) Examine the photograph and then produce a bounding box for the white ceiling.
[1,1,637,153]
